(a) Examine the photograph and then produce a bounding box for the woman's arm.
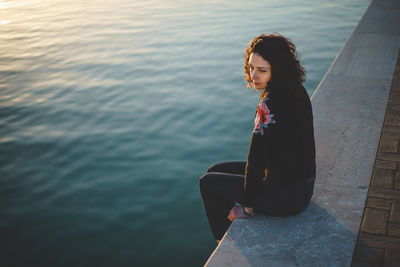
[243,96,278,207]
[243,133,267,207]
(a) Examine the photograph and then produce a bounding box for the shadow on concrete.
[207,201,357,267]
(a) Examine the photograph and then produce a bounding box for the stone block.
[390,200,400,223]
[377,152,400,162]
[379,130,400,153]
[361,208,389,235]
[358,232,400,250]
[375,160,397,170]
[366,197,391,210]
[384,249,400,267]
[385,104,400,126]
[383,126,400,133]
[387,223,400,237]
[369,187,400,200]
[389,91,400,105]
[372,168,395,188]
[393,78,400,91]
[395,172,400,190]
[353,246,384,264]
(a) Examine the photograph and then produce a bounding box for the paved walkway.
[352,50,400,266]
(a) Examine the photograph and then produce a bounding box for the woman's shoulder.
[269,86,302,104]
[272,85,312,115]
[288,85,311,108]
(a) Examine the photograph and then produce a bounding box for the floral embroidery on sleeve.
[253,97,276,135]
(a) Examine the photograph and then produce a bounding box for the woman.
[198,33,316,244]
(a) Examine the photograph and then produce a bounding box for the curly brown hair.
[244,33,306,98]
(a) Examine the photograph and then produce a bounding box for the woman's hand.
[228,206,254,222]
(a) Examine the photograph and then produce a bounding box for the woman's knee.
[198,173,212,192]
[207,161,246,173]
[207,162,223,173]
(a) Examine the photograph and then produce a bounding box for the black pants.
[198,161,315,240]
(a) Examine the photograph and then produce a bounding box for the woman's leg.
[198,172,245,240]
[207,161,247,175]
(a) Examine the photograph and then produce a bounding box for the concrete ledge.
[205,0,400,266]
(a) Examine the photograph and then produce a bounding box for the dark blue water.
[0,0,370,266]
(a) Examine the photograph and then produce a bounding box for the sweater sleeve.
[243,97,276,206]
[243,132,267,206]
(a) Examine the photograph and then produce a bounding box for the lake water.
[0,0,370,266]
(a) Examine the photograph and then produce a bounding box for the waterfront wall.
[205,0,400,265]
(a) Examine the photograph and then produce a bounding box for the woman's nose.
[251,71,258,81]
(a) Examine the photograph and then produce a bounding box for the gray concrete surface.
[205,0,400,266]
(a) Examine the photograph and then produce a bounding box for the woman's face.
[248,53,272,91]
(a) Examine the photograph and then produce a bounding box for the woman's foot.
[228,206,254,221]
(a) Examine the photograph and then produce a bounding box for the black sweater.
[243,86,316,207]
